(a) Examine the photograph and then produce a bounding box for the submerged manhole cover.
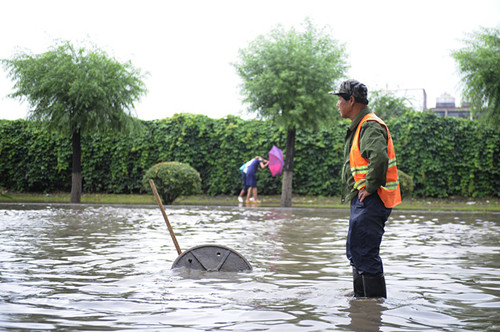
[171,244,252,272]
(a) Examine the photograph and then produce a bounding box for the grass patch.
[1,192,499,212]
[0,192,155,205]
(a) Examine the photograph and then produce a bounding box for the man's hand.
[358,189,372,202]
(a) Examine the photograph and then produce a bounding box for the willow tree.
[452,27,500,130]
[369,90,416,121]
[2,41,147,203]
[234,19,348,206]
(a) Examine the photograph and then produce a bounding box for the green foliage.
[397,169,415,197]
[0,189,12,199]
[292,123,346,195]
[389,111,500,198]
[2,40,148,202]
[0,112,498,199]
[451,27,500,130]
[2,40,147,136]
[234,18,349,206]
[0,119,71,193]
[142,161,202,204]
[234,18,348,131]
[369,90,416,121]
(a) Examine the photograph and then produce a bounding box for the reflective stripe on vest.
[350,113,401,208]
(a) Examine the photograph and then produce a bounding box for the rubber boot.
[362,274,387,298]
[352,266,365,297]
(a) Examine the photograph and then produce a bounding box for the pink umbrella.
[268,145,284,176]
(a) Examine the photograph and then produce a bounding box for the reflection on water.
[0,203,499,331]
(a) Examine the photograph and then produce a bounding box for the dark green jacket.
[341,107,389,204]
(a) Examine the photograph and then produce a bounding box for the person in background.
[244,156,269,204]
[330,79,401,298]
[238,159,253,202]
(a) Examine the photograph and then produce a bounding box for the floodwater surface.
[0,203,499,331]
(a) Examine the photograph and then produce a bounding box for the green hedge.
[0,112,498,198]
[390,111,500,197]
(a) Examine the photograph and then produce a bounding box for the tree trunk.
[70,130,82,203]
[280,128,296,207]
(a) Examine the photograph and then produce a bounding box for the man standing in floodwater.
[330,79,401,298]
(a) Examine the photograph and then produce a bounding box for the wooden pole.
[149,179,182,255]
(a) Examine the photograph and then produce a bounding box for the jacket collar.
[349,106,372,131]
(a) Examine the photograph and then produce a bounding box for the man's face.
[336,95,353,119]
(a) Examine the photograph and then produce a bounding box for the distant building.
[430,93,472,119]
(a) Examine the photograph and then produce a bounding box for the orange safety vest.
[350,113,401,208]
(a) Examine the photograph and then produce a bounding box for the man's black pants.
[346,193,392,276]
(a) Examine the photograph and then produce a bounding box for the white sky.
[1,0,499,120]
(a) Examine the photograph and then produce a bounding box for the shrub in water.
[143,161,202,204]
